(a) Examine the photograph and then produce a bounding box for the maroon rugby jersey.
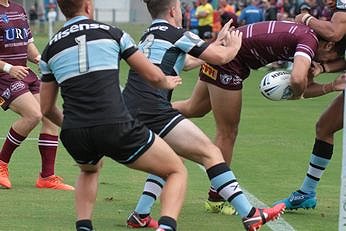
[224,21,319,77]
[0,1,33,70]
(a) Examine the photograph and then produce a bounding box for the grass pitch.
[0,23,342,231]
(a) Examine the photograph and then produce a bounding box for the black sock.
[76,219,93,231]
[158,216,177,231]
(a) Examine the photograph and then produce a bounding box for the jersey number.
[75,35,88,73]
[141,34,154,58]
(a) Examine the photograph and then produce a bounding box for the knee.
[25,111,43,127]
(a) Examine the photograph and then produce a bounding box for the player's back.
[40,18,135,129]
[233,21,318,70]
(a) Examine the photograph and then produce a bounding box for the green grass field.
[0,23,343,231]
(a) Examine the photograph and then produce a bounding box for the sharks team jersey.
[336,0,346,11]
[40,16,137,129]
[123,19,208,111]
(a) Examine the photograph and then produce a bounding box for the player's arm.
[40,81,63,127]
[290,55,311,99]
[126,50,182,89]
[296,12,346,42]
[199,29,242,65]
[27,42,41,64]
[303,73,346,98]
[0,59,29,80]
[184,55,205,71]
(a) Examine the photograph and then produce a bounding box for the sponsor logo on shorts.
[220,74,242,86]
[2,88,11,99]
[10,81,25,92]
[0,97,5,106]
[201,63,218,80]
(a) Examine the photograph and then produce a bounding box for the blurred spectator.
[37,4,45,34]
[238,0,264,25]
[265,0,278,20]
[196,0,214,39]
[29,5,38,34]
[187,1,199,34]
[219,0,235,14]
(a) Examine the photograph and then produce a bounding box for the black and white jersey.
[123,19,208,111]
[336,0,346,11]
[40,16,137,129]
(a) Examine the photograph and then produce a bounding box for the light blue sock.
[300,154,330,194]
[134,174,165,215]
[207,163,253,217]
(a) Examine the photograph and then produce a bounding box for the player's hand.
[9,66,29,80]
[33,55,41,65]
[310,61,323,77]
[224,29,242,52]
[216,18,234,43]
[164,76,182,90]
[332,73,346,91]
[295,13,309,24]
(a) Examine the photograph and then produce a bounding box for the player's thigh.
[208,84,242,132]
[316,93,343,140]
[173,79,211,117]
[164,119,224,166]
[9,91,41,117]
[128,134,186,179]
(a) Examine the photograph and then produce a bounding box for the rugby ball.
[259,71,292,101]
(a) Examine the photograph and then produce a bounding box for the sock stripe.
[228,191,243,202]
[143,191,157,200]
[7,133,22,145]
[147,178,164,188]
[216,179,237,192]
[310,162,325,171]
[306,173,320,181]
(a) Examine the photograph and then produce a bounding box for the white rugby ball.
[259,71,292,101]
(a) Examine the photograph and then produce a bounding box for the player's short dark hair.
[57,0,84,19]
[143,0,176,19]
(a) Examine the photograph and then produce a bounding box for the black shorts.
[60,120,155,165]
[128,107,185,138]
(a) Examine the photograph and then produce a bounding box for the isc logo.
[4,28,29,41]
[201,63,218,80]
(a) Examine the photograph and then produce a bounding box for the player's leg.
[275,93,343,210]
[127,173,165,228]
[32,93,74,190]
[0,92,42,188]
[208,85,242,165]
[172,79,212,118]
[127,133,187,231]
[198,84,242,214]
[164,119,285,230]
[75,161,103,231]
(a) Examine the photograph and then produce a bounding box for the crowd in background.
[181,0,333,39]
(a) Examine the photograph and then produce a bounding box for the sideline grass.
[0,23,342,230]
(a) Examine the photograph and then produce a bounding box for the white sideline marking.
[197,164,296,231]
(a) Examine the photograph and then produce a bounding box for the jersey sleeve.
[294,32,318,62]
[110,27,138,60]
[174,29,209,57]
[336,0,346,11]
[39,46,55,82]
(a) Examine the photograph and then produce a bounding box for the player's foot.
[242,203,285,231]
[204,200,237,215]
[36,174,75,190]
[274,190,317,210]
[0,160,11,189]
[127,211,159,229]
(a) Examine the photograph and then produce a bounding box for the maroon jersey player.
[173,20,346,208]
[0,0,74,190]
